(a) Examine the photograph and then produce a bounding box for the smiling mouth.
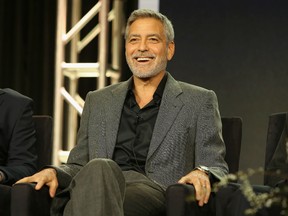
[135,57,154,62]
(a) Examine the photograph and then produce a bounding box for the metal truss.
[53,0,124,165]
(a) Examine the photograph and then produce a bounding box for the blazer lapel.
[104,80,130,158]
[147,73,184,159]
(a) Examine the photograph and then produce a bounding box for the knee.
[85,158,119,171]
[83,158,124,187]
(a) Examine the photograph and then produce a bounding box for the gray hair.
[124,9,175,43]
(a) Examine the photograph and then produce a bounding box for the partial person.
[265,113,288,187]
[0,88,38,216]
[17,9,228,216]
[216,113,288,216]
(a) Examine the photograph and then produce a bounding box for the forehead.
[128,18,164,36]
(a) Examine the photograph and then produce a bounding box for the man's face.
[125,18,174,78]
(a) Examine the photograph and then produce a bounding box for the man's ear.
[167,41,175,61]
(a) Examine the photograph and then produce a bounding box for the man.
[17,9,228,216]
[0,88,38,216]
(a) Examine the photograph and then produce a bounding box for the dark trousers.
[215,183,283,216]
[52,158,166,216]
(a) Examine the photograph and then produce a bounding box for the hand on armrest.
[15,168,58,198]
[178,169,211,206]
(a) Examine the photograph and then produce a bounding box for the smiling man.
[17,9,228,216]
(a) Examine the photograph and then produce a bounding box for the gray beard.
[128,61,167,79]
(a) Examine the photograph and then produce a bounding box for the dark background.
[0,0,287,183]
[159,0,288,183]
[0,0,56,114]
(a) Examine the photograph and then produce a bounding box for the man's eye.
[149,38,159,43]
[129,38,139,43]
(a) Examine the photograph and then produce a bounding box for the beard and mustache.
[126,51,168,79]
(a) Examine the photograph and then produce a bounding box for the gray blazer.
[55,73,228,189]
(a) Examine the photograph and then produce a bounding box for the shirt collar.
[127,72,168,107]
[128,72,167,97]
[154,72,168,99]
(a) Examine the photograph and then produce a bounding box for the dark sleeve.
[0,98,38,185]
[266,115,288,187]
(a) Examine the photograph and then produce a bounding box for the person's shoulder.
[86,80,129,97]
[178,81,210,93]
[1,88,33,104]
[167,72,212,94]
[172,79,215,100]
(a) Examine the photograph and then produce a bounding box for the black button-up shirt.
[113,73,168,174]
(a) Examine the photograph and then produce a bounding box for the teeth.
[137,57,150,61]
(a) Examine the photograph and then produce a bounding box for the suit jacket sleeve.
[194,90,228,180]
[265,113,288,186]
[0,96,38,185]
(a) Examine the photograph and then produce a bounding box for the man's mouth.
[135,57,154,62]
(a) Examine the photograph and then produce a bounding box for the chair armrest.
[11,183,51,216]
[0,184,11,216]
[166,184,195,216]
[166,183,213,216]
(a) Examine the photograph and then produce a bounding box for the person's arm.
[0,98,37,185]
[0,170,6,183]
[194,90,228,176]
[16,91,93,191]
[178,90,228,206]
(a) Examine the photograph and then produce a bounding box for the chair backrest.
[264,112,287,170]
[264,112,287,186]
[221,117,243,174]
[33,115,53,169]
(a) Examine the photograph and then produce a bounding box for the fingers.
[48,178,59,198]
[15,175,40,186]
[34,179,47,190]
[14,168,58,198]
[177,176,187,184]
[178,170,211,206]
[203,182,211,204]
[195,179,211,206]
[15,176,30,184]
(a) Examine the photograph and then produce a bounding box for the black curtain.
[0,0,56,115]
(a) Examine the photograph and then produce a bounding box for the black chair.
[166,117,243,216]
[214,113,287,216]
[0,184,11,216]
[10,115,53,216]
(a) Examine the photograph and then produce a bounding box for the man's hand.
[178,169,211,206]
[15,168,58,198]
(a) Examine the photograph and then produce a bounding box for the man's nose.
[138,40,148,51]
